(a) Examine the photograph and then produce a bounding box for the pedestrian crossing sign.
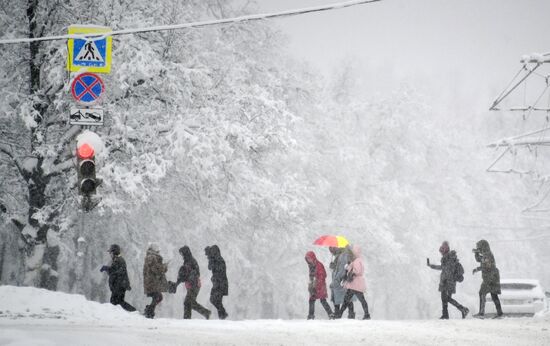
[67,25,112,74]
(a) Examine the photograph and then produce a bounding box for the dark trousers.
[145,292,163,318]
[210,291,228,319]
[337,289,369,318]
[441,291,465,317]
[110,289,136,312]
[308,298,333,318]
[479,292,503,315]
[334,302,355,318]
[184,287,211,319]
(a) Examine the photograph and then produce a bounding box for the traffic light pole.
[81,194,100,212]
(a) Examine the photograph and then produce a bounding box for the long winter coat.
[305,251,328,300]
[330,249,352,305]
[429,250,459,294]
[176,246,201,290]
[143,249,168,295]
[206,245,228,296]
[107,255,131,292]
[475,240,501,295]
[343,245,367,293]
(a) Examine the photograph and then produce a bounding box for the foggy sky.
[254,0,550,104]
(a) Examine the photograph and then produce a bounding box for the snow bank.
[0,285,142,322]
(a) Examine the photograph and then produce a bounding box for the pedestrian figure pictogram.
[76,40,104,62]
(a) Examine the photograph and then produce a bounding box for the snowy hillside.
[1,286,550,346]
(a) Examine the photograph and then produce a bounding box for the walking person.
[172,246,211,319]
[328,246,355,319]
[472,239,503,318]
[205,245,229,320]
[427,241,469,319]
[334,245,371,320]
[305,251,334,320]
[100,244,136,312]
[143,242,168,319]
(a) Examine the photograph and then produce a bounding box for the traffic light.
[76,142,96,195]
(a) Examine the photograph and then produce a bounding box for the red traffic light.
[77,143,95,159]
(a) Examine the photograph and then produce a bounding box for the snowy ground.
[1,286,550,346]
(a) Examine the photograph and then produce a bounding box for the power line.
[0,0,381,45]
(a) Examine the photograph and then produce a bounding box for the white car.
[486,279,549,317]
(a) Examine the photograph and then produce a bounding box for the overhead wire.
[0,0,381,45]
[491,63,543,110]
[490,65,530,110]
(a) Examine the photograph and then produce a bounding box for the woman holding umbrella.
[329,246,355,318]
[312,235,355,319]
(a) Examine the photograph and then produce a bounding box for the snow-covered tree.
[0,0,308,291]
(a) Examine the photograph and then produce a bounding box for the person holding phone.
[427,241,469,319]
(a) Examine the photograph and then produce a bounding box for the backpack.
[454,262,464,282]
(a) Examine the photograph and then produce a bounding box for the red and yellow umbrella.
[313,235,350,248]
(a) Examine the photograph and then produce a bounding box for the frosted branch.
[0,142,25,177]
[45,158,74,177]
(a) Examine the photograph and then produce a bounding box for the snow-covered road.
[1,286,549,345]
[2,318,550,346]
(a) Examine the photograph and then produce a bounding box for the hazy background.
[255,0,550,99]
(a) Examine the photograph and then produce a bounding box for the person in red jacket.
[305,251,334,320]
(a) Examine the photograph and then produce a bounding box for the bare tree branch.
[0,143,25,177]
[45,157,73,177]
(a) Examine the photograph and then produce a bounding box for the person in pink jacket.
[335,245,371,320]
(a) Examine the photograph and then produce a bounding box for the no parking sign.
[71,72,105,105]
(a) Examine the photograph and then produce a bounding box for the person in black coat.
[205,245,229,319]
[100,244,136,312]
[171,246,211,319]
[428,241,468,319]
[473,239,503,318]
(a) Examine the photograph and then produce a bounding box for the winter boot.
[440,307,449,320]
[307,314,315,320]
[460,307,469,319]
[363,314,371,320]
[347,302,355,319]
[144,305,154,319]
[493,295,504,318]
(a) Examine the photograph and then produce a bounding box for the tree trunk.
[20,0,59,291]
[20,161,59,290]
[27,0,41,95]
